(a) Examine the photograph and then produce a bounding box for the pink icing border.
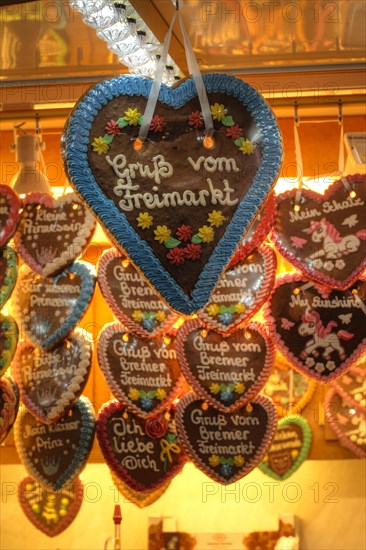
[96,399,187,492]
[198,244,276,334]
[97,322,184,419]
[97,248,178,339]
[263,272,366,383]
[324,388,366,458]
[271,175,366,290]
[0,184,21,247]
[331,366,366,413]
[175,392,277,485]
[176,318,275,412]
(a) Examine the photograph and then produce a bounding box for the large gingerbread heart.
[265,274,366,382]
[272,174,366,290]
[12,261,96,350]
[331,367,366,411]
[96,401,187,492]
[198,244,276,333]
[0,312,18,378]
[14,396,95,491]
[19,476,83,537]
[97,248,178,338]
[176,319,274,412]
[98,323,183,418]
[0,374,19,444]
[0,246,17,309]
[62,74,282,315]
[259,415,312,480]
[14,192,96,277]
[325,388,366,458]
[0,184,21,247]
[176,393,277,484]
[13,331,93,423]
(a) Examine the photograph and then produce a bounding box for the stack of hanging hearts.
[7,190,97,536]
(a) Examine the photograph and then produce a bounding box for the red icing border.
[0,185,21,247]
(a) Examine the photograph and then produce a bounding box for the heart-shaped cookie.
[259,415,312,480]
[176,319,274,412]
[96,401,187,492]
[111,471,171,508]
[176,393,277,484]
[13,331,93,423]
[19,476,83,537]
[97,248,178,338]
[0,375,19,444]
[325,388,366,458]
[331,367,366,411]
[0,312,18,378]
[0,246,17,309]
[62,74,282,315]
[14,192,96,277]
[98,323,183,418]
[0,184,21,247]
[272,174,366,290]
[198,244,276,333]
[15,396,95,491]
[12,261,96,350]
[265,274,366,382]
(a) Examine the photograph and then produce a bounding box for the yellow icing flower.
[156,310,166,322]
[291,449,299,459]
[137,211,153,229]
[210,103,226,121]
[239,139,256,155]
[234,455,245,467]
[124,108,142,126]
[210,383,221,395]
[92,137,109,155]
[154,225,171,244]
[128,388,140,401]
[156,388,167,401]
[235,303,246,314]
[132,310,144,322]
[235,383,245,395]
[208,210,225,227]
[208,454,220,467]
[207,304,220,317]
[198,225,214,243]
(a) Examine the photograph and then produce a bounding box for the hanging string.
[293,102,303,210]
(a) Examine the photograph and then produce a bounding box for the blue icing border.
[63,74,282,315]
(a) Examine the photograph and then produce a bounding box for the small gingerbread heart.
[0,374,19,444]
[331,367,366,412]
[259,415,312,480]
[97,248,178,338]
[13,331,93,423]
[176,393,277,485]
[198,244,276,333]
[14,192,96,277]
[0,312,18,378]
[0,184,21,247]
[176,319,274,412]
[0,246,17,309]
[19,476,83,537]
[98,323,183,418]
[14,396,95,491]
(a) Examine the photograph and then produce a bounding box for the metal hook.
[294,101,299,126]
[338,99,343,124]
[175,0,179,10]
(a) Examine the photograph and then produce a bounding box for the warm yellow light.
[172,317,185,330]
[203,135,215,150]
[122,333,129,342]
[122,259,130,268]
[163,336,171,345]
[349,190,357,198]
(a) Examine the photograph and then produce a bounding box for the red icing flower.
[176,225,192,241]
[188,111,204,129]
[167,247,186,265]
[226,124,242,140]
[150,115,165,133]
[105,120,121,135]
[145,416,167,439]
[183,243,202,261]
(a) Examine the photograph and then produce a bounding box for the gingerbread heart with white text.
[13,331,93,423]
[15,396,95,491]
[0,312,18,378]
[265,274,366,382]
[0,375,19,444]
[272,174,366,289]
[97,248,177,338]
[12,262,96,350]
[176,393,277,485]
[0,184,21,247]
[176,319,274,412]
[98,323,183,418]
[0,246,17,309]
[14,193,96,277]
[62,74,282,314]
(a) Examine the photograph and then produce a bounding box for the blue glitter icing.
[63,74,282,315]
